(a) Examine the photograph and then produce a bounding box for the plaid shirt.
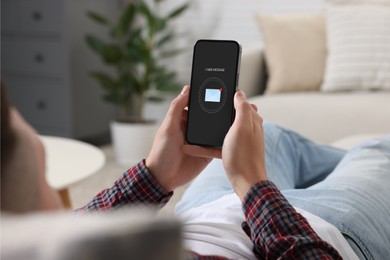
[78,161,342,259]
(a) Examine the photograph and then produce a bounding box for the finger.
[251,103,264,127]
[182,145,222,159]
[253,111,263,126]
[180,116,188,132]
[180,109,189,132]
[233,90,253,126]
[251,104,258,112]
[181,109,188,122]
[251,109,263,131]
[251,103,263,123]
[166,85,190,124]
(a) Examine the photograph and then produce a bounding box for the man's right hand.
[222,90,268,201]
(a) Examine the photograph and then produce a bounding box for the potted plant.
[86,0,188,164]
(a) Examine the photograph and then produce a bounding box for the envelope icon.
[205,88,221,103]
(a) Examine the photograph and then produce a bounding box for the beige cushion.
[321,3,390,92]
[255,13,326,94]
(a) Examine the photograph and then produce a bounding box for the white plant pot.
[110,121,158,166]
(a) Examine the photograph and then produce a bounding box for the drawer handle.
[36,100,47,110]
[34,54,45,63]
[32,11,43,21]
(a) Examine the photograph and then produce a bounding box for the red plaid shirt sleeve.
[76,160,173,212]
[76,161,341,259]
[241,181,342,259]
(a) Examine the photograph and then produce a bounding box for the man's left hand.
[145,85,221,192]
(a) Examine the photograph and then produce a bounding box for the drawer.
[4,76,71,133]
[2,38,64,77]
[2,0,20,33]
[2,0,63,35]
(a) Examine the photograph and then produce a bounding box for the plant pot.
[110,121,158,165]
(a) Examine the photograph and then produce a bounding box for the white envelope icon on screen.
[205,89,221,103]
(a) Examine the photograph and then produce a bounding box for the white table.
[40,136,105,208]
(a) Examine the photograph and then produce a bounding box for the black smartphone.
[186,40,241,148]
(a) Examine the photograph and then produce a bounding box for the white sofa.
[239,44,390,144]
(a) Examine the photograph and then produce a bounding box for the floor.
[68,145,189,217]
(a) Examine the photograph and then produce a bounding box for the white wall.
[158,0,325,84]
[132,0,325,121]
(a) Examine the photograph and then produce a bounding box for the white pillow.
[321,4,390,91]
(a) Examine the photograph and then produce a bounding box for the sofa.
[239,44,390,144]
[237,1,390,144]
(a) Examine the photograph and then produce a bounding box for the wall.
[128,0,325,121]
[157,0,325,84]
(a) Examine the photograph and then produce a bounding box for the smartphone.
[186,40,241,148]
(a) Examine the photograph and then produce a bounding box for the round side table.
[40,136,105,208]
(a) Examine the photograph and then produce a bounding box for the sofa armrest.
[239,43,266,97]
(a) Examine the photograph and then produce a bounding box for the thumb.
[166,85,190,123]
[233,90,252,125]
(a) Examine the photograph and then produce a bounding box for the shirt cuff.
[124,160,173,206]
[242,181,291,231]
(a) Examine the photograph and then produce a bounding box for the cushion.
[255,13,326,94]
[321,3,390,91]
[248,91,390,143]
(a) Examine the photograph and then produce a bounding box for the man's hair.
[1,82,18,171]
[1,82,41,213]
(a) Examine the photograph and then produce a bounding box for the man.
[2,84,389,259]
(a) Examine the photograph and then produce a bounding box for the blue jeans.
[175,122,390,260]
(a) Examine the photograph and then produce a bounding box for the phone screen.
[186,40,241,148]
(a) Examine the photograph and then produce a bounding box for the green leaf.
[126,46,144,62]
[154,67,175,82]
[116,4,136,37]
[166,3,189,20]
[90,71,118,91]
[156,83,181,93]
[121,73,143,94]
[104,93,129,107]
[125,28,148,62]
[120,74,134,89]
[102,44,123,64]
[86,1,186,108]
[157,32,174,47]
[86,11,110,26]
[126,43,150,63]
[138,2,155,28]
[153,67,179,93]
[148,96,165,102]
[155,18,167,32]
[85,35,105,54]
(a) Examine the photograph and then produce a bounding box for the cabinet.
[1,0,119,139]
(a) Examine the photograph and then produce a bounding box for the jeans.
[175,122,390,260]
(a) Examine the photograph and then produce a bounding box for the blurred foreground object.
[1,209,183,260]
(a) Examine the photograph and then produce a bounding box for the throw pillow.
[321,3,390,91]
[255,13,326,94]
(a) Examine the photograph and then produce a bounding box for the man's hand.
[145,85,221,192]
[222,90,268,201]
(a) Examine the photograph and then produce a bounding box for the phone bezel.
[186,39,242,148]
